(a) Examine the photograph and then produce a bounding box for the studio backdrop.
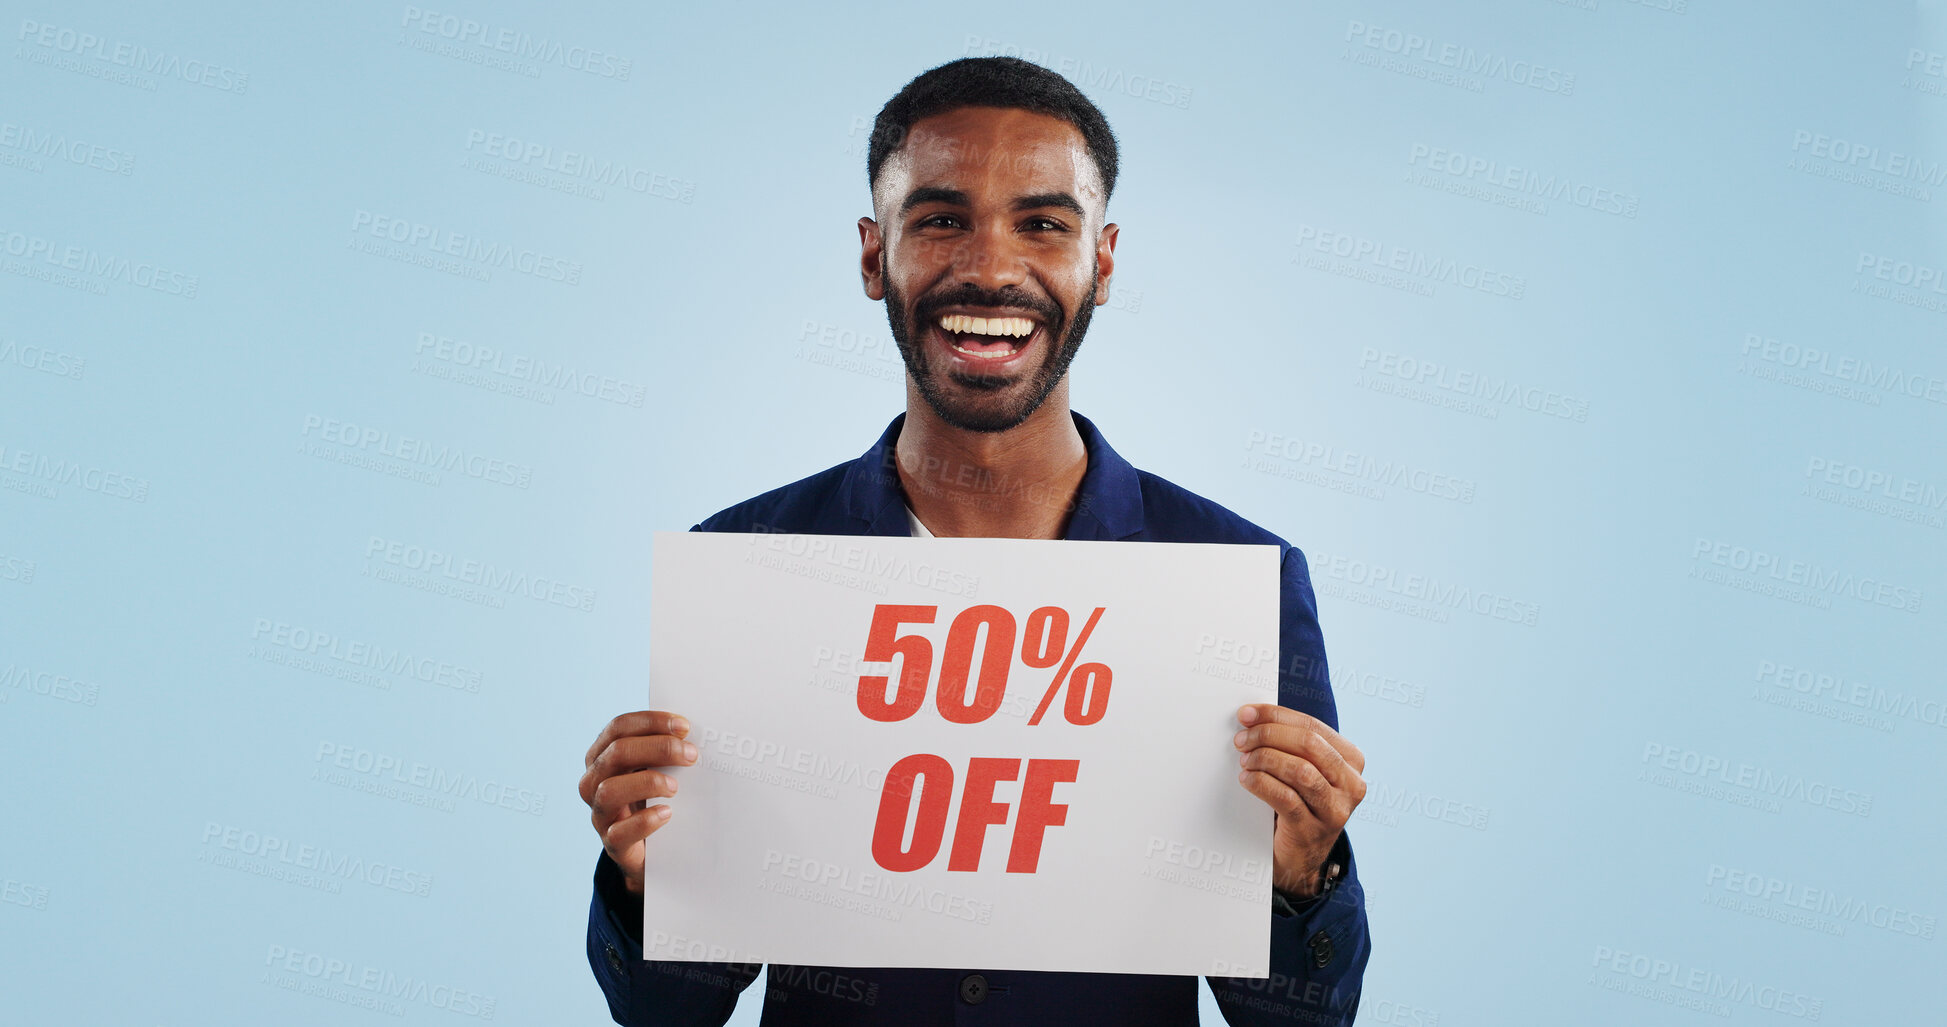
[2,1,1941,1023]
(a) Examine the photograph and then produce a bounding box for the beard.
[883,265,1098,433]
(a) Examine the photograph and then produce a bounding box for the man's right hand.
[581,711,698,897]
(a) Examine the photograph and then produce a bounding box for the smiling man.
[581,57,1371,1025]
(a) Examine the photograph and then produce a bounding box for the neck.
[894,381,1088,540]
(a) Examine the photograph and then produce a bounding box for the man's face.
[860,106,1118,433]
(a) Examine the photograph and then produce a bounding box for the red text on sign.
[871,754,1081,873]
[854,603,1113,727]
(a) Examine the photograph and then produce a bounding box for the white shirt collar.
[903,504,935,538]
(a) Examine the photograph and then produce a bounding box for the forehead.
[877,106,1104,211]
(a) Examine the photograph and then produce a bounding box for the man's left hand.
[1234,704,1367,899]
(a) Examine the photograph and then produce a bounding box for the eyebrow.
[1012,192,1086,219]
[897,187,1088,220]
[899,187,971,216]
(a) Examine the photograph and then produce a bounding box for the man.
[581,57,1371,1025]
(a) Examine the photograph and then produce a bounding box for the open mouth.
[929,312,1041,363]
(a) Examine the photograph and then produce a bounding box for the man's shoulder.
[693,458,866,534]
[1132,467,1292,553]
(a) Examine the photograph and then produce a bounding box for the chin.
[921,377,1055,433]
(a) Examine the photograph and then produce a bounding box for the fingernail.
[683,742,698,762]
[1238,706,1257,724]
[672,717,691,736]
[1234,729,1249,748]
[655,806,672,820]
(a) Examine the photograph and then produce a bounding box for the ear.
[1092,222,1119,306]
[858,217,886,300]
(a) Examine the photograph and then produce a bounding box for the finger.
[585,711,692,769]
[1238,704,1365,773]
[590,767,682,821]
[1312,720,1365,775]
[603,805,673,858]
[580,734,698,807]
[1235,722,1359,793]
[1237,767,1314,822]
[1241,747,1336,821]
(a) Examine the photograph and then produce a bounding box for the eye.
[919,213,962,229]
[1023,217,1068,232]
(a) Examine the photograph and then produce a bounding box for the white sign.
[643,530,1281,976]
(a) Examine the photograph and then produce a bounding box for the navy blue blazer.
[588,411,1370,1025]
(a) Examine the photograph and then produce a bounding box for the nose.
[947,222,1029,293]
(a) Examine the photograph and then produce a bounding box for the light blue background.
[3,1,1941,1023]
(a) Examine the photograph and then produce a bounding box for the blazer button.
[1308,930,1335,969]
[959,973,989,1004]
[606,943,624,975]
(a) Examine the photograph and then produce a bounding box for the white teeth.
[937,314,1035,338]
[950,340,1017,359]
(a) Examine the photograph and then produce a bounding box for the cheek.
[900,236,961,274]
[1044,252,1097,297]
[1050,277,1095,318]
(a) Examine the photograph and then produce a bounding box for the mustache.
[911,284,1063,328]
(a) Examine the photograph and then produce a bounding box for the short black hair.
[867,57,1120,205]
